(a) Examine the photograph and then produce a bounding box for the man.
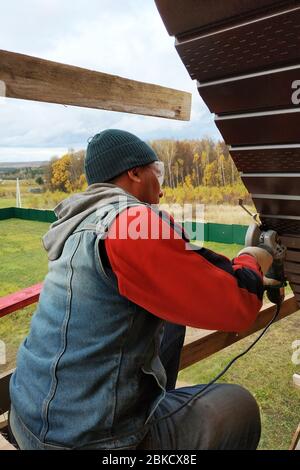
[9,129,273,450]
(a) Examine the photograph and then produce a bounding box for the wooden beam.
[179,294,299,370]
[0,434,16,451]
[0,370,13,415]
[290,422,300,450]
[0,49,191,121]
[0,283,42,318]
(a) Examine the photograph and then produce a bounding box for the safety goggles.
[148,161,165,187]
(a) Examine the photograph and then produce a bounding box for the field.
[0,179,67,210]
[0,179,257,225]
[0,217,300,449]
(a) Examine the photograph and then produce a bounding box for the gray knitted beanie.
[85,129,158,184]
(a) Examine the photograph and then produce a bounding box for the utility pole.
[16,178,22,208]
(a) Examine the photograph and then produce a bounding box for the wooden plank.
[0,49,191,121]
[0,433,16,451]
[0,283,42,318]
[0,370,13,415]
[290,422,300,450]
[179,294,299,370]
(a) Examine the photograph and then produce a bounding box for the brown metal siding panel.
[156,0,300,304]
[154,0,297,37]
[285,261,300,272]
[242,175,300,194]
[253,198,300,216]
[199,66,300,114]
[260,217,300,235]
[281,236,300,248]
[215,111,300,146]
[286,250,300,262]
[230,147,300,173]
[291,282,300,292]
[286,272,300,283]
[176,7,300,82]
[295,292,300,302]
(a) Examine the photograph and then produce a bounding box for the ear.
[127,167,143,184]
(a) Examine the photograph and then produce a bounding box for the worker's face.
[138,162,164,204]
[124,162,164,204]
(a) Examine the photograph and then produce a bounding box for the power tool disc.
[245,223,262,248]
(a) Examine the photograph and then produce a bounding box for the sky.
[0,0,221,162]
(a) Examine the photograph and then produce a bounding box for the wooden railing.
[180,294,299,369]
[0,284,299,450]
[0,284,43,318]
[0,283,299,370]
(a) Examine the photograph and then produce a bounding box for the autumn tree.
[51,154,72,192]
[203,160,220,186]
[150,139,177,188]
[43,139,241,194]
[46,150,86,193]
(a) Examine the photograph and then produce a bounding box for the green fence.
[183,221,247,245]
[0,207,14,221]
[0,207,247,244]
[0,207,57,223]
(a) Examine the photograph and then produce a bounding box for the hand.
[237,246,273,275]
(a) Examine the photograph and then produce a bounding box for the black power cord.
[154,299,283,423]
[72,300,283,449]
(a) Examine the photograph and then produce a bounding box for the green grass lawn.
[0,220,299,449]
[0,219,50,296]
[0,219,50,372]
[0,197,15,208]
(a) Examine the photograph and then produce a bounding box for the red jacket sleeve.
[104,205,264,332]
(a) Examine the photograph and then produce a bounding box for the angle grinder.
[239,200,287,305]
[245,223,287,304]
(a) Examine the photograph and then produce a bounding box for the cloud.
[0,0,220,161]
[0,147,70,163]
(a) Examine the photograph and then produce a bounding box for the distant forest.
[1,139,251,205]
[43,138,242,193]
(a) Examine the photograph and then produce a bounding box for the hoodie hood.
[42,183,141,261]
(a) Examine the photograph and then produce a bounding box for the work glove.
[238,244,286,304]
[237,245,274,277]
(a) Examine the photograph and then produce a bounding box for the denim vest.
[10,202,167,449]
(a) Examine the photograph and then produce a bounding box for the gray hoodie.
[42,184,141,261]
